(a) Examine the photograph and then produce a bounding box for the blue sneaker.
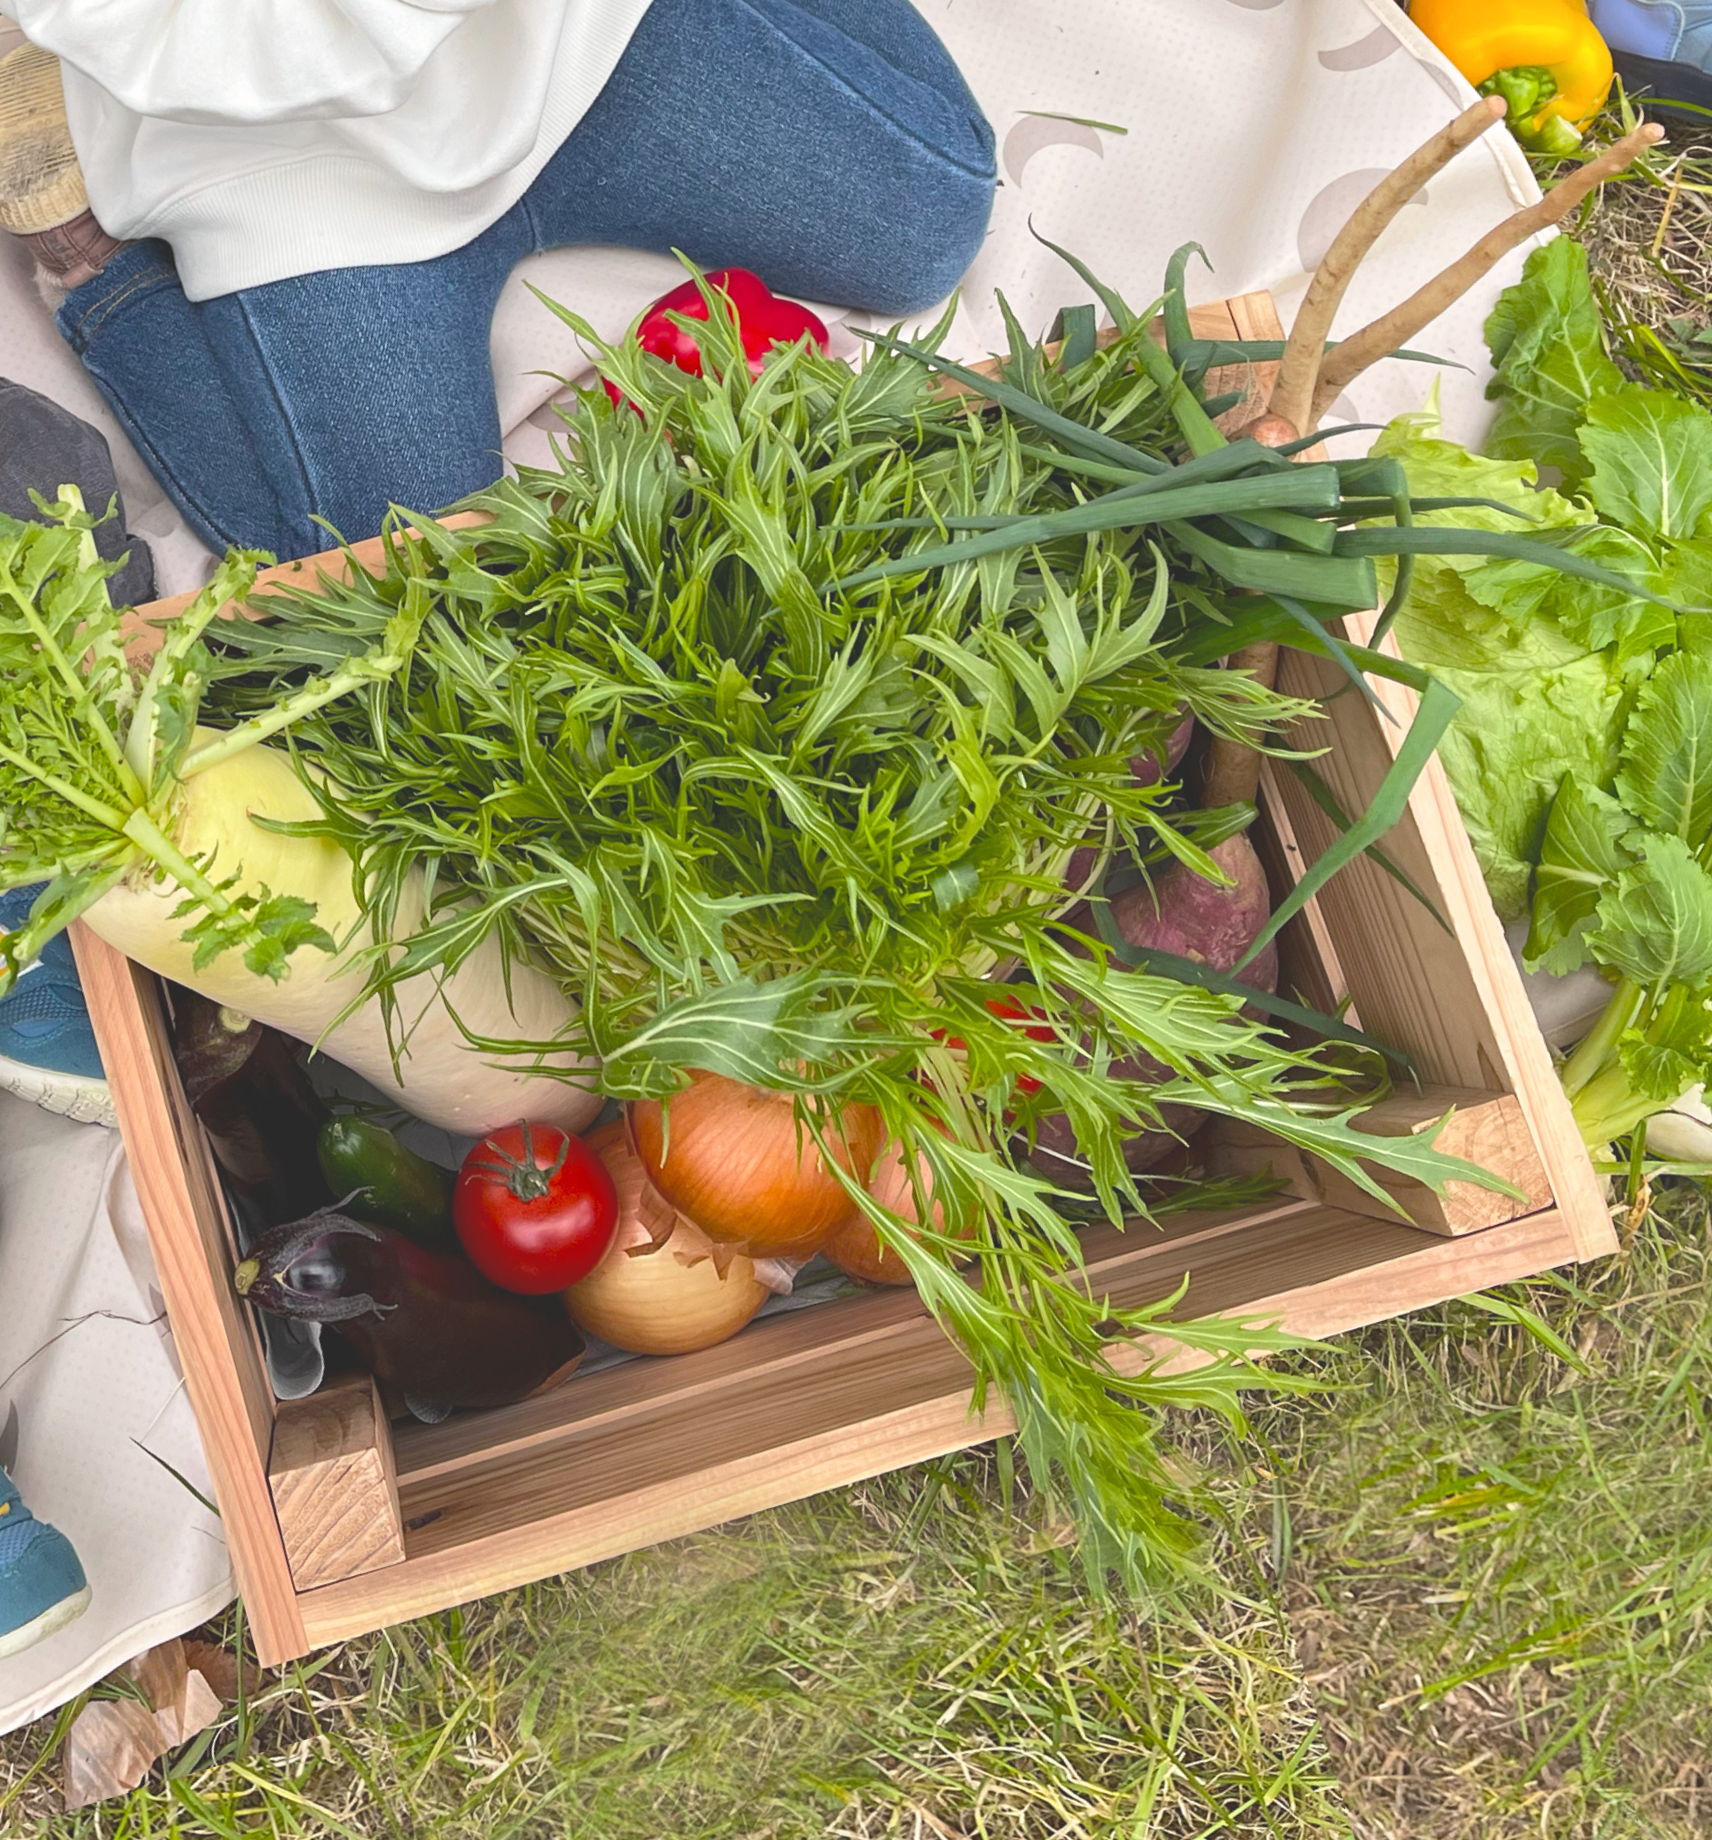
[1588,0,1712,117]
[0,1467,90,1659]
[0,884,113,1125]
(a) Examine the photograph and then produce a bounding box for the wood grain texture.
[86,289,1614,1663]
[1205,1087,1553,1236]
[1269,643,1509,1094]
[119,511,490,659]
[269,1374,405,1591]
[71,928,307,1662]
[1254,760,1354,1025]
[1209,293,1330,459]
[294,1199,1584,1651]
[1337,610,1614,1261]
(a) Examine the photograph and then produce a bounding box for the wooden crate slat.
[1269,647,1507,1093]
[72,288,1611,1664]
[403,1195,1556,1565]
[1206,1085,1554,1238]
[1334,612,1611,1261]
[290,1200,1581,1652]
[71,926,307,1660]
[269,1374,406,1592]
[1253,761,1353,1023]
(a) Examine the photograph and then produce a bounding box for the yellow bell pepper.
[1410,0,1614,155]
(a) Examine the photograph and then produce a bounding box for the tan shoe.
[0,41,124,291]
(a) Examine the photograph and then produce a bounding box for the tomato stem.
[468,1120,573,1203]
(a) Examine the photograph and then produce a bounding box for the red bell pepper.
[606,268,830,407]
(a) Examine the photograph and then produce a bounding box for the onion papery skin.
[566,1220,769,1354]
[826,1134,970,1288]
[565,1122,770,1353]
[627,1072,883,1258]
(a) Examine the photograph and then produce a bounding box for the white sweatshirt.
[10,0,658,300]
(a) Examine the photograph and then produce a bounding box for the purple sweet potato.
[1064,711,1197,895]
[1029,832,1277,1192]
[1024,1056,1205,1189]
[1107,832,1278,996]
[1130,710,1196,789]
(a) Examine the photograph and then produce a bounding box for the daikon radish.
[0,503,600,1135]
[83,739,601,1133]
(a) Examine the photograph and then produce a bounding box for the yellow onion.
[565,1123,770,1354]
[627,1072,883,1259]
[825,1132,972,1288]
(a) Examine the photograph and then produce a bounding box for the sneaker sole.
[1611,49,1712,120]
[0,42,86,235]
[0,1581,91,1660]
[0,1052,114,1126]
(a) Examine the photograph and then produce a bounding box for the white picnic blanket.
[0,1098,230,1735]
[0,0,1546,1730]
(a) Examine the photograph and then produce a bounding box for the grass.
[9,1183,1712,1837]
[1266,1189,1712,1838]
[1555,99,1712,395]
[12,118,1712,1836]
[0,1456,1342,1837]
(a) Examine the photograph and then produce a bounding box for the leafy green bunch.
[0,490,425,986]
[1383,237,1712,1151]
[193,257,1615,1584]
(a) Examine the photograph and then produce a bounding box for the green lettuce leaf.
[1483,237,1625,488]
[1378,408,1646,921]
[1662,541,1712,656]
[1588,831,1712,987]
[1462,524,1665,658]
[1526,774,1636,974]
[1580,388,1712,541]
[1615,651,1712,845]
[1393,569,1637,921]
[1617,983,1712,1103]
[1619,1028,1702,1106]
[1372,410,1581,541]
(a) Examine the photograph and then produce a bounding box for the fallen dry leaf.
[60,1638,225,1809]
[181,1637,263,1704]
[61,1700,168,1810]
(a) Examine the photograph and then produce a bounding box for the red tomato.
[936,994,1058,1096]
[453,1122,619,1294]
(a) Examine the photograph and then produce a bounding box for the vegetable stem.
[1311,122,1666,420]
[1559,976,1643,1102]
[1268,98,1505,437]
[0,739,131,830]
[0,555,142,806]
[119,808,237,914]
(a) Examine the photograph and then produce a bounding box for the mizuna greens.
[180,262,1615,1583]
[0,491,601,1134]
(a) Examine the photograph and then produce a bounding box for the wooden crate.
[72,297,1614,1666]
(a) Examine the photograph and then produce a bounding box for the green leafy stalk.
[0,505,420,991]
[197,258,1569,1590]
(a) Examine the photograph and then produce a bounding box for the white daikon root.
[84,740,601,1135]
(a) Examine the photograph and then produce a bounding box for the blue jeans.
[55,0,994,561]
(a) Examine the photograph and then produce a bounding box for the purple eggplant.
[173,988,332,1227]
[234,1207,584,1420]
